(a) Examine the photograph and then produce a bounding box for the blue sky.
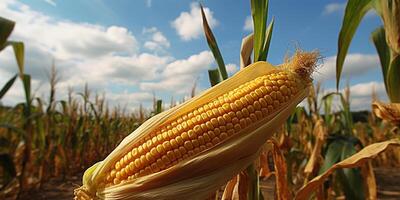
[0,0,387,111]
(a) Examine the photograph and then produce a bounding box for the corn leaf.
[0,153,16,187]
[6,41,25,76]
[268,139,290,200]
[259,18,274,61]
[336,0,375,89]
[319,139,342,174]
[156,100,162,114]
[240,34,254,69]
[208,68,222,86]
[251,0,269,62]
[372,101,400,124]
[221,176,237,200]
[304,119,325,180]
[0,74,17,99]
[337,142,364,200]
[360,161,377,200]
[22,74,31,117]
[371,27,390,93]
[0,16,15,50]
[296,139,400,200]
[387,55,400,102]
[200,4,227,80]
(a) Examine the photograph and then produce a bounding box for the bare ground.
[18,168,400,200]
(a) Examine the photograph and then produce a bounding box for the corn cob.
[75,51,318,200]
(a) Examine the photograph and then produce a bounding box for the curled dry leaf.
[360,161,377,200]
[372,101,400,124]
[267,139,290,200]
[74,51,318,200]
[221,176,238,200]
[303,118,326,183]
[295,139,400,200]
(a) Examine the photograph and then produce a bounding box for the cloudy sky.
[0,0,387,111]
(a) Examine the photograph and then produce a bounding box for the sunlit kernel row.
[104,71,300,186]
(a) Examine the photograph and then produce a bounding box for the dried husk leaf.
[76,54,316,200]
[372,101,400,124]
[295,139,400,200]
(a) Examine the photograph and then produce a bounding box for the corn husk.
[75,54,316,200]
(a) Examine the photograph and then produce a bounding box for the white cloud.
[318,81,387,111]
[348,81,385,98]
[163,50,213,76]
[322,3,346,15]
[0,0,174,108]
[140,51,214,94]
[0,0,221,109]
[171,3,218,41]
[226,63,238,75]
[143,27,170,51]
[243,16,253,31]
[2,1,137,60]
[44,0,56,7]
[314,54,380,83]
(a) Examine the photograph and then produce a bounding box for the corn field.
[1,0,400,200]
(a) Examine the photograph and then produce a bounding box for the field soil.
[18,168,400,200]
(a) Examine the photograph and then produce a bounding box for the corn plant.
[336,0,400,102]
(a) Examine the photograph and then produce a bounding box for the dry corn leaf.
[75,51,318,200]
[222,176,238,200]
[238,172,250,200]
[360,161,377,200]
[372,101,400,124]
[295,139,400,200]
[303,119,326,183]
[259,143,273,178]
[267,139,290,200]
[240,33,254,69]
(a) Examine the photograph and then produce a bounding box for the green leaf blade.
[371,27,391,95]
[336,0,374,89]
[208,69,222,87]
[387,55,400,102]
[200,4,227,80]
[251,0,269,62]
[0,16,15,50]
[0,74,17,99]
